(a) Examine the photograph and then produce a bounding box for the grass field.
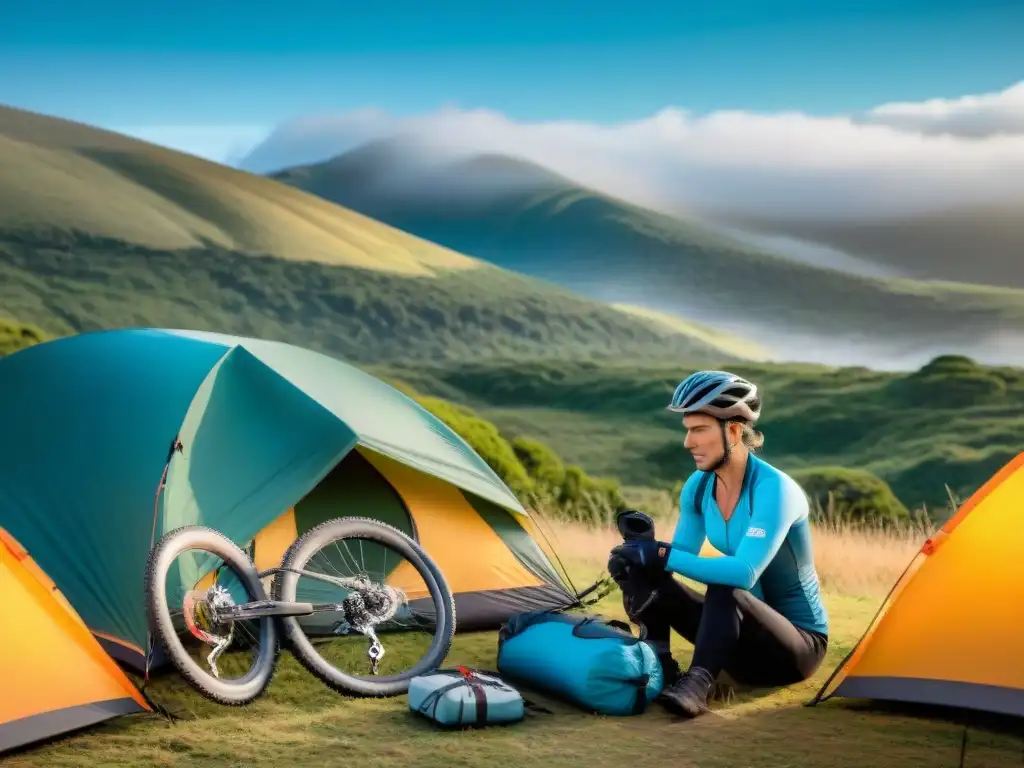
[0,233,746,366]
[7,518,1022,768]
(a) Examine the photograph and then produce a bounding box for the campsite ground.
[8,522,1023,768]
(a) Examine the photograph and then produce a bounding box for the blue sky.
[2,0,1021,130]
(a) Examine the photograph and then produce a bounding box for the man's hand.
[608,539,671,578]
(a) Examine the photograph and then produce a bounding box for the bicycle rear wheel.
[272,516,455,697]
[145,525,280,706]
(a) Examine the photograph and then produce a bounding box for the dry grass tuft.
[807,521,923,597]
[530,504,928,600]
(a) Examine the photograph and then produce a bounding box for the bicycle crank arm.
[216,600,315,621]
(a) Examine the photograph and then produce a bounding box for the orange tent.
[812,452,1024,717]
[0,527,151,755]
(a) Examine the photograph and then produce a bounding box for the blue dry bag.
[496,611,663,716]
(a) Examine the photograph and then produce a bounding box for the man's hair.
[713,387,765,452]
[726,416,764,452]
[741,422,765,452]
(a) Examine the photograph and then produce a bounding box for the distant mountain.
[705,205,1024,290]
[270,139,1024,368]
[0,105,751,366]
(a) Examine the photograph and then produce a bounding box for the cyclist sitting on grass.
[607,370,830,718]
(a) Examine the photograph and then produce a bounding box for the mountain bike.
[144,517,456,706]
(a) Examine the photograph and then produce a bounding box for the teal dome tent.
[0,329,575,673]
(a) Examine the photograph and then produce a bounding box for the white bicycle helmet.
[668,370,761,424]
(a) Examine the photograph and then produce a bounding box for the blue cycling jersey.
[664,454,829,636]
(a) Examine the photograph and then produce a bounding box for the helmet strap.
[708,420,732,472]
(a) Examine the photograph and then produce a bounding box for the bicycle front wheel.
[272,517,456,697]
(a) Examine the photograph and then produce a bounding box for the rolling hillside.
[374,353,1024,516]
[707,204,1024,290]
[271,139,1024,368]
[0,105,754,365]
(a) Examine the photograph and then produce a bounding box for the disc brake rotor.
[182,585,235,643]
[182,585,240,677]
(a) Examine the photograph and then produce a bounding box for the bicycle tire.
[272,516,456,698]
[145,525,280,706]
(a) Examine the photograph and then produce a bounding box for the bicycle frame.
[205,564,381,623]
[194,563,397,674]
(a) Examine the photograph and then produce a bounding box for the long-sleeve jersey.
[664,454,829,636]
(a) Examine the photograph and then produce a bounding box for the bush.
[888,354,1008,409]
[413,394,535,496]
[792,466,911,526]
[887,444,1018,523]
[511,436,625,524]
[553,465,625,525]
[0,317,48,358]
[410,390,623,522]
[511,436,566,491]
[916,354,979,375]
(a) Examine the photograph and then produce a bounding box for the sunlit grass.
[8,516,1021,768]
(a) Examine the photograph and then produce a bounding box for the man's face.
[682,413,726,470]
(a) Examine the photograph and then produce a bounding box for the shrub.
[412,395,535,496]
[554,465,625,525]
[511,436,566,491]
[0,318,48,358]
[792,466,911,526]
[887,354,1008,409]
[410,390,623,523]
[887,444,1018,523]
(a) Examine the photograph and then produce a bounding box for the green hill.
[711,203,1024,290]
[0,105,755,365]
[609,303,773,362]
[271,140,1024,367]
[373,354,1024,517]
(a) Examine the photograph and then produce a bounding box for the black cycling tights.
[619,573,828,687]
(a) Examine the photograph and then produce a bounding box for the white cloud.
[865,81,1024,138]
[236,80,1024,221]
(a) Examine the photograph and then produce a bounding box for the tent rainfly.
[0,527,150,755]
[812,451,1024,718]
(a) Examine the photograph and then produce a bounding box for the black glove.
[608,539,671,577]
[615,507,656,541]
[607,550,632,582]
